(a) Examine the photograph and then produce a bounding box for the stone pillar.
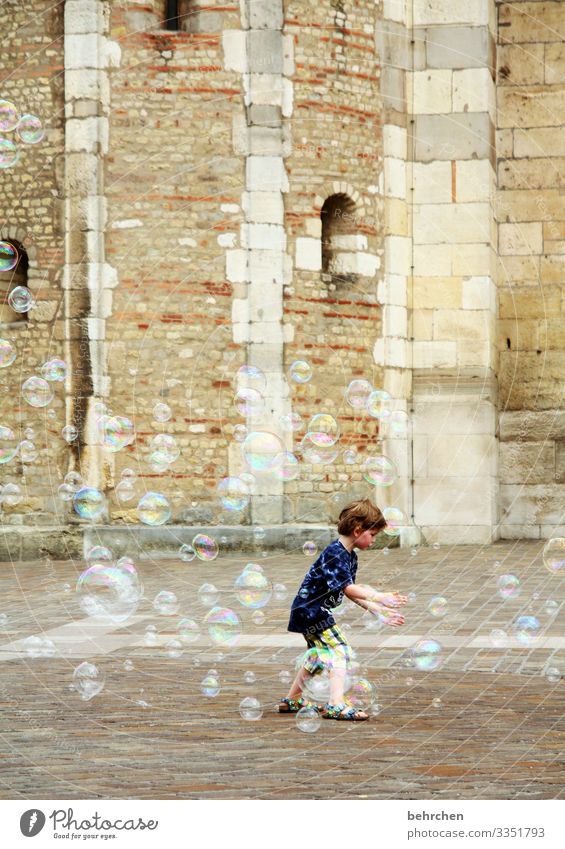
[409,0,499,544]
[223,0,294,524]
[63,1,120,489]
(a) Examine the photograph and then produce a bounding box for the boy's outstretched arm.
[353,583,408,608]
[344,584,405,626]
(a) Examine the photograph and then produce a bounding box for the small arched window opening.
[0,240,29,325]
[321,193,359,284]
[163,1,205,32]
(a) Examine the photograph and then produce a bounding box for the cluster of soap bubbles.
[0,99,44,170]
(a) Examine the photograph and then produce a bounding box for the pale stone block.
[412,161,452,204]
[248,250,286,284]
[226,249,248,283]
[452,68,494,116]
[386,337,408,368]
[424,434,496,477]
[452,243,492,276]
[500,524,541,540]
[240,223,286,251]
[383,124,407,159]
[421,524,497,544]
[413,244,451,276]
[282,34,295,77]
[413,340,457,368]
[304,218,322,238]
[499,222,542,256]
[102,38,121,69]
[457,340,496,369]
[497,43,545,86]
[413,309,433,340]
[217,233,237,248]
[499,442,555,485]
[413,276,461,309]
[412,401,496,436]
[415,478,497,526]
[242,191,284,224]
[415,113,492,162]
[377,274,408,307]
[455,159,494,203]
[383,304,408,337]
[384,157,406,199]
[248,126,283,156]
[65,33,99,70]
[383,0,407,25]
[462,275,496,311]
[246,156,288,192]
[330,234,367,251]
[65,117,108,155]
[249,290,282,323]
[499,410,565,442]
[282,78,293,118]
[434,309,492,342]
[356,252,380,276]
[111,219,143,230]
[221,203,240,214]
[384,197,408,237]
[425,25,490,70]
[65,0,103,34]
[497,87,565,130]
[65,69,101,101]
[248,0,283,30]
[414,0,489,26]
[247,30,283,74]
[500,485,565,525]
[385,235,411,275]
[244,73,283,107]
[544,42,565,85]
[498,3,565,44]
[222,30,247,73]
[373,338,385,366]
[414,202,491,244]
[295,238,321,271]
[412,70,452,114]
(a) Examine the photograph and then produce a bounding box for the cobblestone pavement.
[0,540,562,800]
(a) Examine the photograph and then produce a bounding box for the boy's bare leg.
[329,665,347,704]
[286,665,313,699]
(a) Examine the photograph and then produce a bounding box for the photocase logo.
[20,809,46,837]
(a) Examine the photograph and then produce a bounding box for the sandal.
[322,702,368,721]
[277,696,318,714]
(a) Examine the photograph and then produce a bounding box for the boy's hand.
[372,604,405,626]
[371,591,408,608]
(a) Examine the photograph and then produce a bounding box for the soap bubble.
[428,596,448,617]
[489,628,507,647]
[58,483,74,501]
[17,114,44,144]
[289,360,312,384]
[233,424,248,442]
[164,639,183,659]
[542,538,565,575]
[179,544,196,562]
[40,358,66,382]
[18,440,37,463]
[296,705,321,732]
[235,570,272,608]
[0,242,18,272]
[300,433,339,465]
[204,606,242,647]
[2,483,21,506]
[234,387,264,416]
[62,425,78,443]
[217,476,249,511]
[343,448,358,464]
[346,677,374,710]
[307,413,340,446]
[251,610,265,625]
[242,431,284,471]
[21,376,52,407]
[271,451,300,481]
[115,479,135,502]
[545,667,561,684]
[239,696,263,720]
[388,410,409,436]
[201,674,220,697]
[383,506,404,536]
[103,416,135,452]
[362,455,396,486]
[8,286,33,312]
[366,389,391,419]
[73,662,105,701]
[86,545,113,564]
[77,561,142,621]
[153,590,179,615]
[302,541,317,557]
[177,618,200,644]
[497,574,521,599]
[73,487,106,520]
[0,338,16,369]
[345,379,372,408]
[412,639,442,671]
[278,669,291,684]
[243,670,256,684]
[22,635,57,658]
[236,364,266,393]
[513,615,541,646]
[123,659,134,671]
[65,471,82,490]
[280,411,302,432]
[152,402,171,422]
[0,100,18,131]
[144,624,158,647]
[137,492,171,526]
[193,533,219,561]
[198,583,219,606]
[407,591,416,603]
[121,468,137,481]
[148,433,179,466]
[253,527,266,541]
[0,425,18,464]
[545,599,559,617]
[0,138,19,169]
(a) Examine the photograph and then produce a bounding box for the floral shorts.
[302,624,353,674]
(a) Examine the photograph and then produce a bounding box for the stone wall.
[496,1,565,538]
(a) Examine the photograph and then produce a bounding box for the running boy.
[278,499,406,721]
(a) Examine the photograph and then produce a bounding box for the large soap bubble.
[0,242,18,272]
[0,100,18,132]
[103,416,135,452]
[137,492,171,525]
[239,696,263,720]
[148,433,179,466]
[300,433,339,465]
[513,615,541,646]
[0,339,16,368]
[497,574,521,599]
[0,139,19,169]
[242,430,284,471]
[307,413,340,447]
[76,560,142,622]
[412,639,442,671]
[72,662,105,701]
[40,358,66,382]
[17,113,44,144]
[289,360,312,384]
[204,606,242,648]
[271,451,299,481]
[236,364,267,393]
[234,387,264,416]
[362,455,396,486]
[22,376,52,407]
[8,286,33,312]
[193,534,219,561]
[345,379,372,408]
[217,476,249,511]
[73,487,106,521]
[235,569,273,609]
[542,538,565,575]
[383,506,405,536]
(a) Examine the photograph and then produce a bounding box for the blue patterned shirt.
[288,539,358,635]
